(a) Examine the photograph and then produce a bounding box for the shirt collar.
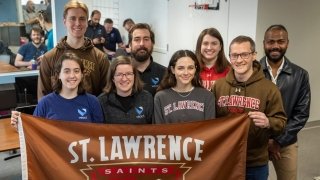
[266,57,285,84]
[266,57,285,72]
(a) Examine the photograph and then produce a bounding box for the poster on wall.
[189,0,221,10]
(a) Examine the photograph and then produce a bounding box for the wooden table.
[0,62,39,84]
[0,118,19,152]
[0,61,18,73]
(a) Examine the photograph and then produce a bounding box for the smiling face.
[30,29,42,45]
[263,29,289,63]
[201,34,222,66]
[171,57,196,89]
[59,59,82,92]
[63,8,88,39]
[229,42,256,82]
[113,64,135,97]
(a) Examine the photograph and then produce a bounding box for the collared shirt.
[266,57,285,84]
[137,57,166,97]
[104,27,123,52]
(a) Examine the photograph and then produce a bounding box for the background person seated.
[14,27,47,106]
[14,27,47,69]
[103,18,125,57]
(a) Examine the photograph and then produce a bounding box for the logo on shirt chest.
[78,108,88,120]
[151,77,160,87]
[135,106,145,119]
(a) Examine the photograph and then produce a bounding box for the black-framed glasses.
[114,72,134,79]
[229,52,254,60]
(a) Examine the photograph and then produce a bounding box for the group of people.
[84,10,126,58]
[16,0,53,71]
[11,1,311,180]
[19,4,129,70]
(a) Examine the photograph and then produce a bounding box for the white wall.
[165,0,258,67]
[117,0,168,66]
[53,0,68,42]
[166,0,230,67]
[227,0,258,53]
[256,0,319,121]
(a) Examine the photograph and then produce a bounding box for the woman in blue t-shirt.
[11,52,103,128]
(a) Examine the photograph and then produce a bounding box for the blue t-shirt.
[33,92,104,123]
[18,42,47,61]
[46,29,54,51]
[104,27,123,52]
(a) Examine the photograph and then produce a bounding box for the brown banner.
[18,113,250,180]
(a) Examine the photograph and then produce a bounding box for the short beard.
[265,49,286,63]
[32,40,41,45]
[132,47,153,62]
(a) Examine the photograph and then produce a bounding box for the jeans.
[246,164,269,180]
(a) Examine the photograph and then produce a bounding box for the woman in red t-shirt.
[195,28,230,90]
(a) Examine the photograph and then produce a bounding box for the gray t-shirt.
[154,87,216,123]
[23,7,40,34]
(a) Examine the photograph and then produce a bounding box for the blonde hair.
[63,0,89,19]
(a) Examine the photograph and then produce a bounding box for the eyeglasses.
[229,52,254,60]
[114,72,134,79]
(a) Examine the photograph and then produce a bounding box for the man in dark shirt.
[103,18,125,54]
[129,23,166,96]
[84,10,106,51]
[15,27,47,69]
